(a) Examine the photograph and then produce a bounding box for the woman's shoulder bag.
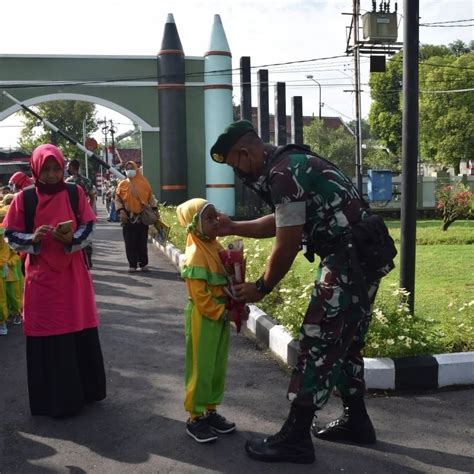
[128,181,158,226]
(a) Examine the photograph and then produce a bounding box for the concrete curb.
[152,237,474,390]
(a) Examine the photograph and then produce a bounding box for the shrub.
[365,287,474,357]
[364,286,443,357]
[436,183,473,231]
[159,204,187,249]
[438,299,474,353]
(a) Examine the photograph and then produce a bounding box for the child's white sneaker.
[13,315,22,325]
[0,323,8,336]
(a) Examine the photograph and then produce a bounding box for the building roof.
[115,148,142,164]
[0,148,31,162]
[248,108,353,142]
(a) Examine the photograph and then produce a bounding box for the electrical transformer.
[362,12,398,43]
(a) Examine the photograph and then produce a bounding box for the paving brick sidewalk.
[1,203,472,473]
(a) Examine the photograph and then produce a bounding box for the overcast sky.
[0,0,472,148]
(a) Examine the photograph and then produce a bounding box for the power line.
[375,56,474,71]
[362,87,474,95]
[0,51,472,94]
[0,57,354,90]
[421,87,474,93]
[320,103,355,122]
[421,24,474,28]
[420,18,474,25]
[248,54,350,70]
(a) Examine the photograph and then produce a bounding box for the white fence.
[363,175,474,210]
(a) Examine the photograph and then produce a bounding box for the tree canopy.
[303,119,355,176]
[19,100,98,166]
[368,51,403,156]
[368,40,474,172]
[419,52,474,173]
[363,140,400,173]
[117,133,141,149]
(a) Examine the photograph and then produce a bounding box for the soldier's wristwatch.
[255,276,272,295]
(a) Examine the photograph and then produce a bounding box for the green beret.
[210,120,256,163]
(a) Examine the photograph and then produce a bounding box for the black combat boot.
[245,403,315,464]
[312,395,376,445]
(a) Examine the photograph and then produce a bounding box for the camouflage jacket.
[66,174,94,196]
[246,145,369,258]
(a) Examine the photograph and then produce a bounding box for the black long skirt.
[26,327,106,417]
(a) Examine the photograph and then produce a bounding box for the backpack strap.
[23,185,38,234]
[65,182,80,225]
[22,183,79,233]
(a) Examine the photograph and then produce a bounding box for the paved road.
[1,204,473,473]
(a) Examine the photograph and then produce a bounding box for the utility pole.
[108,119,117,166]
[99,117,109,166]
[353,0,363,194]
[344,1,402,197]
[82,118,89,178]
[400,0,419,313]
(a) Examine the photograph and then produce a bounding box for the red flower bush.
[436,183,474,231]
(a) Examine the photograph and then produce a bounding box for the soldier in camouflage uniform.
[210,120,393,464]
[66,160,96,206]
[66,159,95,268]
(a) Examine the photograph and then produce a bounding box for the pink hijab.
[4,144,96,273]
[4,144,99,336]
[9,171,33,190]
[31,143,65,182]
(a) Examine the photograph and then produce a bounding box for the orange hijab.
[116,161,153,214]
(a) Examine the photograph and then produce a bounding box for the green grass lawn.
[386,219,474,245]
[161,206,473,327]
[291,243,473,321]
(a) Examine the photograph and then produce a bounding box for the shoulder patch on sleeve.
[275,202,306,227]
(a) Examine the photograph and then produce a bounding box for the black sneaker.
[186,417,218,443]
[206,411,236,434]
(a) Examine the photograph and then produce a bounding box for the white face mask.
[126,169,136,178]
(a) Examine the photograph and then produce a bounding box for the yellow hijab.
[2,194,14,206]
[0,208,10,265]
[116,161,153,214]
[176,198,227,284]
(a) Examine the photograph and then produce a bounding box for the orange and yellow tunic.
[177,199,230,417]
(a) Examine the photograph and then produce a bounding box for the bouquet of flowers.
[218,239,248,333]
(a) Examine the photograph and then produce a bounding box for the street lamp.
[306,74,322,120]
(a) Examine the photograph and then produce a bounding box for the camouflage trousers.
[287,253,380,409]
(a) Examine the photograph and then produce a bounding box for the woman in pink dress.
[4,144,106,417]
